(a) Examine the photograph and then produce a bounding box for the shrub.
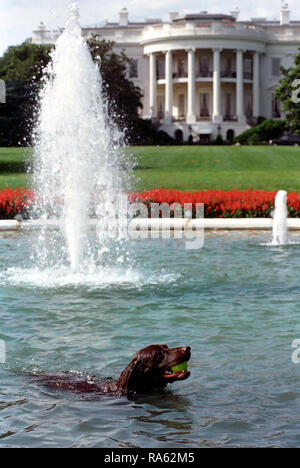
[127,118,175,146]
[214,134,224,145]
[257,116,266,125]
[234,119,286,145]
[248,135,261,146]
[187,135,194,145]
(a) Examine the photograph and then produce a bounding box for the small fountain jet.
[272,190,288,246]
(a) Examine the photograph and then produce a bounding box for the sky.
[0,0,299,56]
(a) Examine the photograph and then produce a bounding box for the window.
[157,59,165,79]
[129,59,138,79]
[157,96,165,120]
[245,93,253,118]
[225,57,236,78]
[222,57,235,78]
[178,59,186,78]
[225,93,232,117]
[200,93,209,117]
[272,58,281,77]
[226,57,232,73]
[272,94,281,118]
[199,56,209,77]
[244,58,253,79]
[178,94,185,119]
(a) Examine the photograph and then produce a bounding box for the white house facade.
[32,3,300,143]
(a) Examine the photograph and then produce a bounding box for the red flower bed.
[131,189,300,218]
[0,188,33,219]
[0,188,300,219]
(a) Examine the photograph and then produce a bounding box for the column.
[236,49,246,123]
[164,50,173,124]
[149,53,157,119]
[187,49,196,123]
[253,51,260,119]
[213,48,222,123]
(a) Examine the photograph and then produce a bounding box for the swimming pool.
[0,231,300,448]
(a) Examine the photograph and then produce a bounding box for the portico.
[148,47,260,131]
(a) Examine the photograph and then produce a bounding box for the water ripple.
[1,233,300,447]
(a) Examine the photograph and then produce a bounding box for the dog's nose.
[182,346,191,354]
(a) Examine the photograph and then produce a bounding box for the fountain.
[31,2,131,273]
[272,190,288,246]
[2,5,300,449]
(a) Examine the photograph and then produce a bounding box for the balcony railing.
[173,115,187,122]
[173,71,188,79]
[221,71,237,78]
[197,115,212,121]
[143,21,267,42]
[244,72,253,80]
[197,71,213,78]
[223,115,238,122]
[157,70,253,81]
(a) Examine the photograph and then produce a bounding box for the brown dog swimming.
[32,344,191,396]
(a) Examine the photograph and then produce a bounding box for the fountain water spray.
[272,190,288,246]
[31,3,131,273]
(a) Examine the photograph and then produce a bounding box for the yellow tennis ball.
[171,362,188,373]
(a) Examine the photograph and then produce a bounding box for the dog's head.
[116,344,191,394]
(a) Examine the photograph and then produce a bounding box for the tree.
[275,50,300,134]
[0,42,52,146]
[87,35,143,131]
[0,81,36,146]
[0,42,53,83]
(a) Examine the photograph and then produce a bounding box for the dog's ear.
[116,355,146,392]
[116,346,166,393]
[117,348,160,392]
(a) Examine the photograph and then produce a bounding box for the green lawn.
[0,147,32,190]
[1,146,300,192]
[132,146,300,192]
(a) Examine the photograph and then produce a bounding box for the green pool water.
[0,231,300,448]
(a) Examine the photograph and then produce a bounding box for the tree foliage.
[0,81,39,146]
[0,42,53,82]
[275,50,300,134]
[0,37,147,146]
[87,35,143,130]
[234,119,286,145]
[0,42,53,146]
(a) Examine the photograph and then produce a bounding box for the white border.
[1,219,300,232]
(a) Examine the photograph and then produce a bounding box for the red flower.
[129,188,300,218]
[1,187,300,220]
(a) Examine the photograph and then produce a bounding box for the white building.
[32,3,300,143]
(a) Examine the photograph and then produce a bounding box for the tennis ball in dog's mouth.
[171,362,188,373]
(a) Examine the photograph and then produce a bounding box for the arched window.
[175,129,184,144]
[226,129,235,144]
